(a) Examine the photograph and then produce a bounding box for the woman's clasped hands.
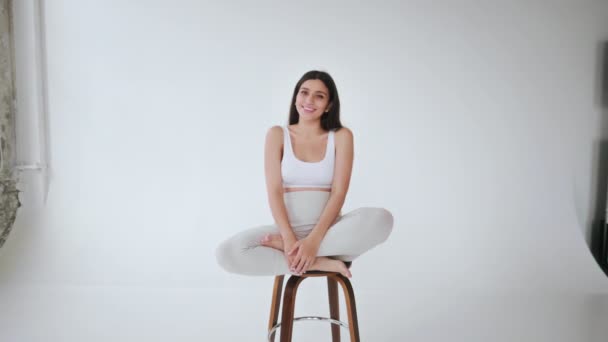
[287,236,321,275]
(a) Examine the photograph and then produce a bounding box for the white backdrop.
[2,1,608,341]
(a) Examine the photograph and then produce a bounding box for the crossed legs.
[216,207,393,277]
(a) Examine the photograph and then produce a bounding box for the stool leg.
[268,275,284,342]
[327,277,341,342]
[280,276,305,342]
[335,274,360,342]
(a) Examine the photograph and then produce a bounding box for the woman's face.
[294,79,331,121]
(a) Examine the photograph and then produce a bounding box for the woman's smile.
[301,105,316,113]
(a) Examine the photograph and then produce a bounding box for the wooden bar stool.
[267,262,360,342]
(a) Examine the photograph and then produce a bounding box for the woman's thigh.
[215,224,287,275]
[316,207,394,257]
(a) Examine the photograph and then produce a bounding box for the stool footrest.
[268,316,349,341]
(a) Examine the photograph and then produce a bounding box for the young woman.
[216,70,393,278]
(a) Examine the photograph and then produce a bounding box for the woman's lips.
[302,106,316,113]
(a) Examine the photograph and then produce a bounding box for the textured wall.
[0,0,21,249]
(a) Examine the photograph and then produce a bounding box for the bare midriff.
[284,187,331,193]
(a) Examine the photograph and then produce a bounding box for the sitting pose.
[216,70,394,278]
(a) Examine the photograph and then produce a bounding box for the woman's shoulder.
[334,126,353,140]
[265,125,285,143]
[267,125,285,134]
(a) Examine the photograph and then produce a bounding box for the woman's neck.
[294,120,324,137]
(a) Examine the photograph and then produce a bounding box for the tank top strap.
[282,125,294,159]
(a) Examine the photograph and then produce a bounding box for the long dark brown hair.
[288,70,343,131]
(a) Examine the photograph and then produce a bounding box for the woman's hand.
[281,234,298,269]
[288,236,321,275]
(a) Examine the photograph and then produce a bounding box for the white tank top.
[281,125,335,189]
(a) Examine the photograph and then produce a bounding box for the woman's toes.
[259,234,270,245]
[340,262,352,278]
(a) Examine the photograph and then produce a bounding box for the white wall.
[2,1,608,341]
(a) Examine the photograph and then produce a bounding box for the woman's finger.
[288,242,300,255]
[300,260,309,274]
[291,248,304,268]
[295,254,308,274]
[290,253,302,271]
[294,260,303,274]
[291,255,301,272]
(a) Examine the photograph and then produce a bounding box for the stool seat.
[267,263,360,342]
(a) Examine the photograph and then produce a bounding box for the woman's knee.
[378,208,394,240]
[361,207,394,241]
[215,239,241,274]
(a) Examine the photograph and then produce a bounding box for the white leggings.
[215,191,394,276]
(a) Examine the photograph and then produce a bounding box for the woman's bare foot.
[310,257,352,278]
[259,236,352,278]
[259,233,284,251]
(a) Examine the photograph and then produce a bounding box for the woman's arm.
[264,126,297,242]
[308,127,354,241]
[288,127,354,273]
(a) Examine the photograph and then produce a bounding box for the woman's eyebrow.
[300,87,328,96]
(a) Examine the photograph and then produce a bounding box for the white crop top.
[281,125,335,189]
